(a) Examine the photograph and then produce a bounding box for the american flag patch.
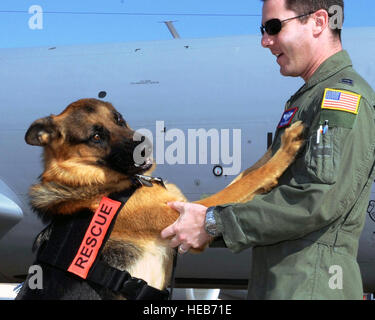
[321,88,361,114]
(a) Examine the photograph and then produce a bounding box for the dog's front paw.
[280,121,305,156]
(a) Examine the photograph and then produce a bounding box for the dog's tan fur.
[25,98,304,294]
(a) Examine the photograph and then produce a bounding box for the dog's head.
[25,98,153,186]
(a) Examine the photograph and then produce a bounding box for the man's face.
[261,0,314,79]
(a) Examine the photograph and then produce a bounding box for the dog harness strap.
[168,248,178,300]
[122,280,170,300]
[67,196,123,279]
[37,209,95,271]
[87,261,131,292]
[87,261,169,300]
[37,196,124,274]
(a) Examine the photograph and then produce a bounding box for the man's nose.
[261,32,274,48]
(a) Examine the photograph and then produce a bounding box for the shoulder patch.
[321,88,361,114]
[277,107,298,128]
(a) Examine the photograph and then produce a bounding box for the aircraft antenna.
[161,21,180,39]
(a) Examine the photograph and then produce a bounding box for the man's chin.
[279,66,299,78]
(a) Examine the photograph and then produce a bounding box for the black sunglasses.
[260,12,314,36]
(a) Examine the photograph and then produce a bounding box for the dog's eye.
[92,134,101,142]
[118,117,126,127]
[115,112,127,127]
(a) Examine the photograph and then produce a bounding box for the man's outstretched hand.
[160,202,211,254]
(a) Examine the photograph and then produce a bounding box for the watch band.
[204,206,221,237]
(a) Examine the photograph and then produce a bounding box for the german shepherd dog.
[16,98,304,300]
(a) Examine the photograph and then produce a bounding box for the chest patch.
[278,107,298,128]
[321,88,361,114]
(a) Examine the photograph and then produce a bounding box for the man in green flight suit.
[161,0,375,299]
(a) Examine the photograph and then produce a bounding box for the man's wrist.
[204,206,222,237]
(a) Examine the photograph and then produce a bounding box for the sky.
[0,0,374,48]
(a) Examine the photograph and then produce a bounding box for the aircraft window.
[98,91,107,98]
[213,165,223,177]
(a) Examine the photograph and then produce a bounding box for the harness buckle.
[120,277,148,300]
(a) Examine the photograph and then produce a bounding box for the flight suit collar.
[292,50,353,98]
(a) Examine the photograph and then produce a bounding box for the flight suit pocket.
[305,127,338,184]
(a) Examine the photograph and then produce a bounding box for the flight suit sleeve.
[213,94,375,253]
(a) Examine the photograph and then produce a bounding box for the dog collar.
[36,190,169,300]
[133,174,166,188]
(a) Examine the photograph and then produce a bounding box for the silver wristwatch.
[204,206,221,237]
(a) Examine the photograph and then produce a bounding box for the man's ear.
[25,116,60,146]
[312,9,329,36]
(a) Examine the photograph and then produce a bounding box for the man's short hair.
[262,0,344,40]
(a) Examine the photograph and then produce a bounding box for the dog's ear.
[25,116,60,146]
